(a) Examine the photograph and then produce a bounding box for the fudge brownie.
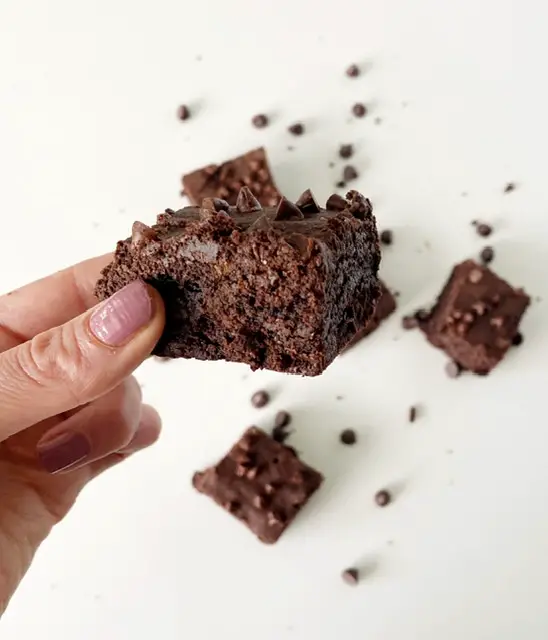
[95,188,381,376]
[344,280,396,350]
[193,427,323,544]
[420,260,530,374]
[182,147,281,207]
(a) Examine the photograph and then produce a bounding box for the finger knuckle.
[15,325,92,406]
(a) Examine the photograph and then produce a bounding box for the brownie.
[345,281,396,349]
[95,188,381,376]
[420,260,530,374]
[182,147,281,207]
[192,427,323,544]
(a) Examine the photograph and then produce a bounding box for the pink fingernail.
[37,431,91,474]
[90,280,152,346]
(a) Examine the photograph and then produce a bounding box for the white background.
[1,0,548,638]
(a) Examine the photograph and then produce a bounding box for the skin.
[0,255,165,615]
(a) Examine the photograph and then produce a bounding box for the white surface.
[1,0,548,638]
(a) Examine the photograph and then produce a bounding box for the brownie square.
[182,147,281,207]
[192,427,323,544]
[95,188,381,376]
[420,260,530,374]
[344,280,396,349]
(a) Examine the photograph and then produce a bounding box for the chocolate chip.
[274,197,304,221]
[251,114,269,129]
[380,229,393,245]
[251,390,269,408]
[445,361,462,378]
[402,315,419,330]
[346,64,360,78]
[504,182,516,193]
[375,489,391,507]
[480,246,494,264]
[475,222,493,237]
[274,411,291,429]
[272,425,290,444]
[512,332,523,346]
[165,208,175,214]
[341,568,359,585]
[326,193,347,211]
[339,144,354,159]
[343,165,358,182]
[352,103,367,118]
[335,180,346,189]
[288,122,305,136]
[340,429,357,445]
[295,189,321,214]
[177,104,191,121]
[236,186,262,213]
[131,221,157,248]
[408,406,417,423]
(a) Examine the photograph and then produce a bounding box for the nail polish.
[37,431,91,474]
[90,280,152,346]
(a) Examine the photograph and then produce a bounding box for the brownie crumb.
[408,406,418,423]
[480,246,494,265]
[339,144,354,159]
[445,360,462,378]
[346,64,360,78]
[402,315,419,330]
[251,114,269,129]
[274,411,291,429]
[335,180,346,189]
[288,122,305,136]
[340,429,357,445]
[251,390,270,408]
[504,182,516,193]
[375,489,391,507]
[177,104,191,121]
[474,222,493,237]
[380,229,393,245]
[352,103,367,118]
[343,165,358,182]
[512,332,524,346]
[341,568,359,585]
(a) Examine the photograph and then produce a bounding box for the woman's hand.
[0,256,165,615]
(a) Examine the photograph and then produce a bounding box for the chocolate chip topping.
[336,180,346,189]
[380,229,393,245]
[340,429,357,445]
[288,122,305,136]
[236,186,262,213]
[251,390,270,408]
[177,104,191,121]
[341,568,359,585]
[352,103,367,118]
[475,222,493,237]
[346,64,360,78]
[326,193,347,211]
[374,489,391,507]
[339,144,354,159]
[252,114,269,128]
[131,221,157,248]
[295,189,321,214]
[512,332,523,346]
[274,197,304,221]
[480,246,494,264]
[343,165,358,182]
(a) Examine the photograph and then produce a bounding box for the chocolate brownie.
[95,188,381,376]
[192,427,323,544]
[344,281,396,349]
[420,260,530,374]
[182,147,280,207]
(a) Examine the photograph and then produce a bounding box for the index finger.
[0,254,112,352]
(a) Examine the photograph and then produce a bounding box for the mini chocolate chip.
[380,229,393,245]
[512,332,523,346]
[375,489,391,507]
[339,144,354,159]
[295,189,321,214]
[352,103,367,118]
[236,186,262,213]
[251,114,269,128]
[326,193,347,211]
[343,165,358,182]
[131,221,157,248]
[164,208,175,214]
[504,182,516,193]
[340,429,357,445]
[480,246,494,264]
[408,406,417,423]
[341,568,359,585]
[402,315,419,330]
[251,390,269,408]
[346,64,360,78]
[445,361,462,378]
[177,104,191,121]
[274,197,304,221]
[288,122,305,136]
[272,425,290,444]
[336,180,346,189]
[476,223,493,237]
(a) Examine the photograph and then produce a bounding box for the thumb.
[0,280,165,441]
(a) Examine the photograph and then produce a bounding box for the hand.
[0,256,165,615]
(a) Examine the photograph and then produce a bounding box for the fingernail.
[37,431,91,474]
[90,280,152,346]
